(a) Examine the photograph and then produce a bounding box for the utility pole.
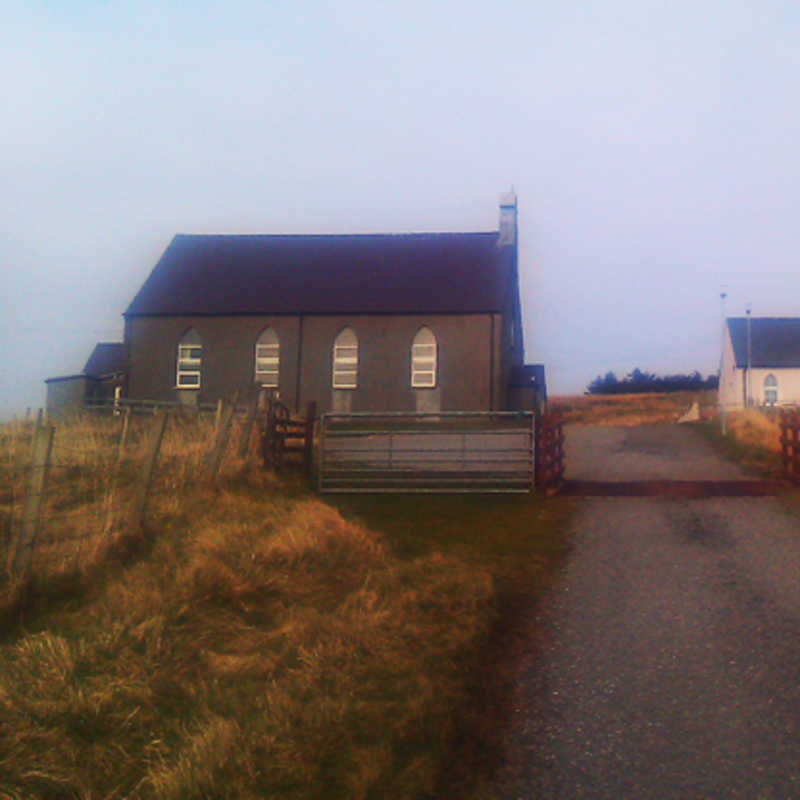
[720,289,727,435]
[745,303,752,408]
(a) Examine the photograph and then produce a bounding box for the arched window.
[255,328,280,388]
[332,327,358,389]
[176,329,202,388]
[764,374,778,405]
[411,327,437,388]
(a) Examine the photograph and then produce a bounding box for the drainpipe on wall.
[497,190,517,412]
[296,315,304,413]
[489,315,495,411]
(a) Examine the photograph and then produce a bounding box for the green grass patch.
[332,492,568,577]
[552,390,716,426]
[331,491,573,797]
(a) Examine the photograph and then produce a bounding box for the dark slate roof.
[83,342,127,378]
[124,233,512,316]
[45,374,95,384]
[728,318,800,368]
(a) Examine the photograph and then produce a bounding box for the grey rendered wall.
[298,314,496,412]
[127,313,500,412]
[46,377,90,417]
[126,316,302,408]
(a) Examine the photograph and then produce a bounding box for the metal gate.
[318,411,534,493]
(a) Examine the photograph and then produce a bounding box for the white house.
[719,317,800,409]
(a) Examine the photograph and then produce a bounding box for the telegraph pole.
[745,303,752,408]
[720,289,727,435]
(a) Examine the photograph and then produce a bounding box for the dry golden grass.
[695,407,789,480]
[0,492,494,798]
[551,391,718,426]
[0,413,568,799]
[1,411,253,591]
[724,409,783,454]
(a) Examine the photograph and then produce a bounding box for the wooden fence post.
[119,407,131,453]
[794,411,800,484]
[131,413,168,531]
[208,399,236,479]
[303,401,317,484]
[12,423,55,577]
[238,398,259,459]
[3,510,13,569]
[104,406,133,533]
[531,411,538,491]
[29,409,44,461]
[263,397,276,468]
[214,398,224,431]
[317,413,326,493]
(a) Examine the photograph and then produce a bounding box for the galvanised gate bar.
[318,411,535,493]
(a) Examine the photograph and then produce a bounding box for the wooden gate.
[780,409,800,484]
[262,400,316,475]
[318,412,535,493]
[535,412,565,494]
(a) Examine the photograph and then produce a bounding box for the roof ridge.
[172,231,499,239]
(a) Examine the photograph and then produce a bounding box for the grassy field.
[551,390,718,426]
[0,414,571,799]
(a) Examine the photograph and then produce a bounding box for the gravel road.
[492,425,800,799]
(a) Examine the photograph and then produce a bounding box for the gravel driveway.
[491,425,800,799]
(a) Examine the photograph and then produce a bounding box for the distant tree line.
[586,368,719,395]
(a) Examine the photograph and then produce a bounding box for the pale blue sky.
[3,0,800,415]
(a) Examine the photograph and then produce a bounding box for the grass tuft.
[724,408,783,454]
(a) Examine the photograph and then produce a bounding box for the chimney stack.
[498,190,517,247]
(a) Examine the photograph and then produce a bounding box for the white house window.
[411,326,437,388]
[764,374,778,405]
[176,329,202,388]
[333,327,358,389]
[255,328,280,388]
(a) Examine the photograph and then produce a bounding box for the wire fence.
[2,399,261,585]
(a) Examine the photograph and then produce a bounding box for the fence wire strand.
[3,403,252,579]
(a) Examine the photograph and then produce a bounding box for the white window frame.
[411,328,437,389]
[176,343,202,389]
[254,329,280,388]
[333,329,358,389]
[764,374,778,406]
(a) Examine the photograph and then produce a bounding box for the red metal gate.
[780,409,800,484]
[535,413,565,494]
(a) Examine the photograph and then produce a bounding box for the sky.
[3,0,800,416]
